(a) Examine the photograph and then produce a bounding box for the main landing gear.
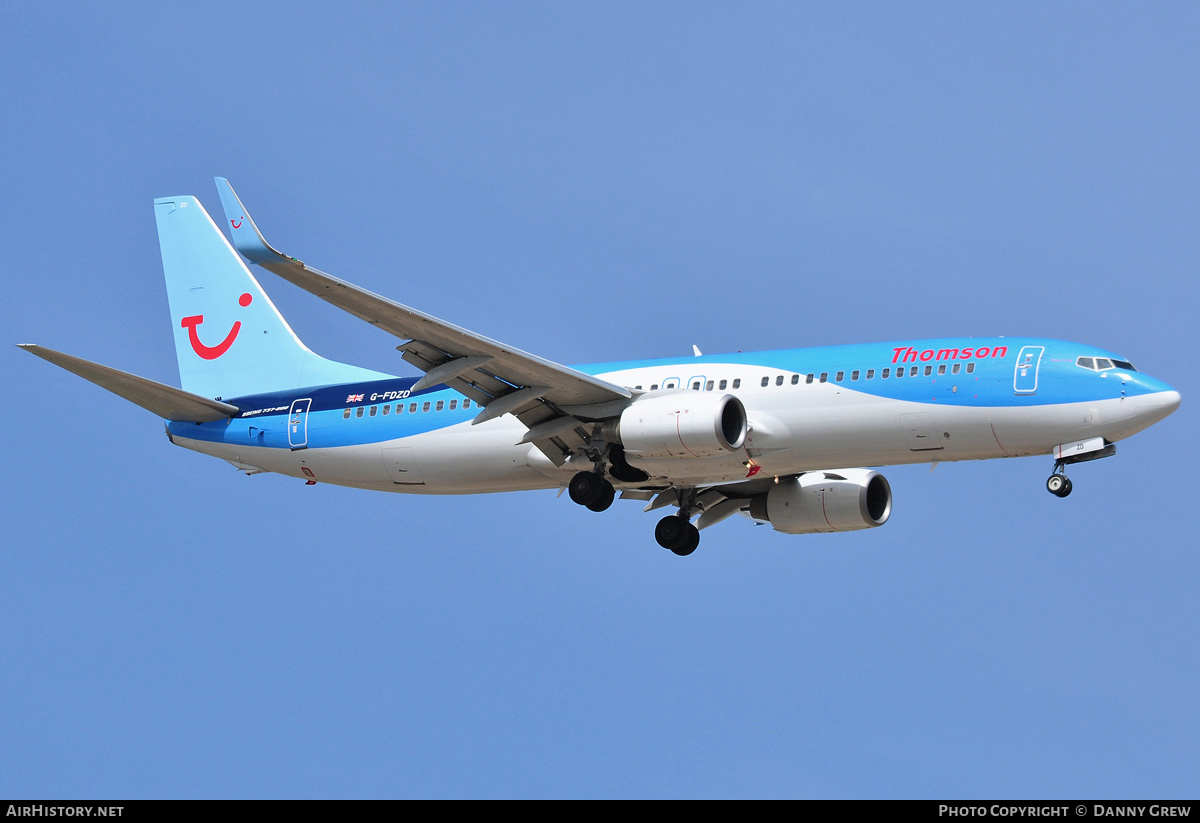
[1046,462,1073,498]
[567,470,701,555]
[568,470,615,512]
[654,513,700,556]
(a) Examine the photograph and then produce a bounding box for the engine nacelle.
[748,469,892,534]
[606,392,748,459]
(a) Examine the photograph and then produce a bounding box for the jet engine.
[747,469,892,534]
[601,393,747,459]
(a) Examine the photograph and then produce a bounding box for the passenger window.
[383,404,390,415]
[718,379,727,390]
[422,401,431,412]
[937,365,946,376]
[370,406,377,416]
[924,366,932,377]
[866,369,874,380]
[463,399,471,409]
[651,384,659,391]
[409,403,417,414]
[952,363,960,375]
[761,376,769,387]
[806,373,814,384]
[635,385,642,390]
[851,370,860,381]
[896,368,904,378]
[836,371,844,382]
[705,380,714,391]
[791,374,799,385]
[819,372,828,383]
[343,409,351,419]
[966,363,975,374]
[356,407,364,417]
[882,368,891,378]
[909,366,918,377]
[732,379,741,389]
[775,375,784,386]
[692,381,701,391]
[450,399,458,410]
[436,400,444,411]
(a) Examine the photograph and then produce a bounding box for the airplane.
[19,178,1181,556]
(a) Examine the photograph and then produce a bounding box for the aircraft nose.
[1130,388,1181,425]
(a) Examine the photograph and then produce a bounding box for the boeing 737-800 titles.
[20,179,1181,555]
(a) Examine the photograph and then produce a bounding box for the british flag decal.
[345,393,364,403]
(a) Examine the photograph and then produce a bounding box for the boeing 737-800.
[20,178,1181,555]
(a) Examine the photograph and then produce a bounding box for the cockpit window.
[1077,356,1138,372]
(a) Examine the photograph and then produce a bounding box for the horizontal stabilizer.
[18,344,239,423]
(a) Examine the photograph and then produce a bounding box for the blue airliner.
[20,179,1181,555]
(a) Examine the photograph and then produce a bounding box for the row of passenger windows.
[341,358,987,419]
[633,362,976,392]
[342,397,473,419]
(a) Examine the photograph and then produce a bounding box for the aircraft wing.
[215,178,630,465]
[18,344,240,423]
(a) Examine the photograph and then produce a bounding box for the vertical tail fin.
[154,195,392,399]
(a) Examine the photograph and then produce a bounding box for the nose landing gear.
[1046,463,1073,498]
[1044,439,1117,498]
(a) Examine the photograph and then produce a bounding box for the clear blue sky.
[3,3,1197,798]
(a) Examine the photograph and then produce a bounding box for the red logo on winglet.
[181,293,252,360]
[231,218,243,229]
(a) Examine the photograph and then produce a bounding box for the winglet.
[214,177,289,266]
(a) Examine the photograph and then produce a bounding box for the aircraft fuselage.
[166,336,1179,494]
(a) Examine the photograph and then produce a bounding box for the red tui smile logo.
[181,293,252,360]
[230,218,243,229]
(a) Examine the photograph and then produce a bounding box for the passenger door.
[288,398,312,450]
[1013,346,1044,395]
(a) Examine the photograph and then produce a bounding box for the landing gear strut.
[1046,463,1073,498]
[569,471,615,512]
